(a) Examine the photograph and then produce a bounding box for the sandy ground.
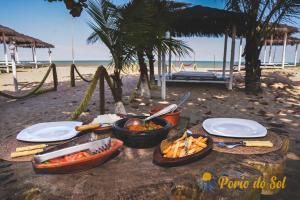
[0,65,300,199]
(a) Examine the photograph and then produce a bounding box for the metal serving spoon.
[124,92,191,128]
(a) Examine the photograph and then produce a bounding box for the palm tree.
[225,0,300,94]
[119,0,193,98]
[86,0,134,101]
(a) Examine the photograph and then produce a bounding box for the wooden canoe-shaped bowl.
[32,138,123,174]
[153,134,213,167]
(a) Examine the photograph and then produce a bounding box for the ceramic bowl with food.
[112,116,172,148]
[150,105,181,127]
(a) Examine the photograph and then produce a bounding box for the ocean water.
[38,60,239,68]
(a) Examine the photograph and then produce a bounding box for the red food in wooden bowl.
[32,139,123,174]
[150,105,181,127]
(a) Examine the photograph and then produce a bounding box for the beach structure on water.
[156,5,299,98]
[0,24,54,91]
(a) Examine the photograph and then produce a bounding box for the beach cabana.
[0,25,19,73]
[0,33,55,68]
[157,5,246,99]
[157,5,299,99]
[0,24,54,91]
[262,36,300,68]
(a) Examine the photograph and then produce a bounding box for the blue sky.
[0,0,299,63]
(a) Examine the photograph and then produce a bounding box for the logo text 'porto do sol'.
[197,169,286,191]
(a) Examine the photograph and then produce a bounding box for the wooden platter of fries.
[153,131,213,167]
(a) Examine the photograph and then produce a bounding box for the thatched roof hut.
[0,33,54,48]
[0,25,19,36]
[170,5,298,38]
[170,5,246,37]
[264,36,300,46]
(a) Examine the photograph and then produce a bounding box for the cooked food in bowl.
[127,121,163,132]
[150,105,181,127]
[37,151,92,167]
[160,131,208,158]
[112,117,172,148]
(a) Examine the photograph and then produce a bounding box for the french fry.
[179,149,186,157]
[195,140,207,148]
[175,132,187,143]
[161,133,208,158]
[173,142,180,158]
[163,145,172,154]
[165,150,173,158]
[188,148,196,155]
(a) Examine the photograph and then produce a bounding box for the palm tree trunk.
[137,50,151,98]
[112,65,126,114]
[244,35,262,94]
[146,49,155,84]
[111,68,123,101]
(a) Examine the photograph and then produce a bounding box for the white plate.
[203,118,267,138]
[16,121,83,142]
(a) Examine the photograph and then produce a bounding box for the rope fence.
[0,63,58,99]
[70,64,93,87]
[70,65,118,120]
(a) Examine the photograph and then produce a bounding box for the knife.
[34,137,111,163]
[214,140,273,148]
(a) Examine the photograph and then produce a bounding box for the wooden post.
[99,67,105,114]
[52,64,58,91]
[268,34,273,64]
[168,33,172,77]
[237,37,243,71]
[273,46,276,63]
[157,49,161,86]
[294,44,298,66]
[31,45,35,62]
[9,44,18,91]
[15,46,19,63]
[263,41,267,65]
[222,32,228,78]
[161,50,166,100]
[70,64,76,87]
[33,42,38,68]
[229,26,236,90]
[2,33,9,73]
[168,48,172,77]
[282,32,287,69]
[48,48,52,64]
